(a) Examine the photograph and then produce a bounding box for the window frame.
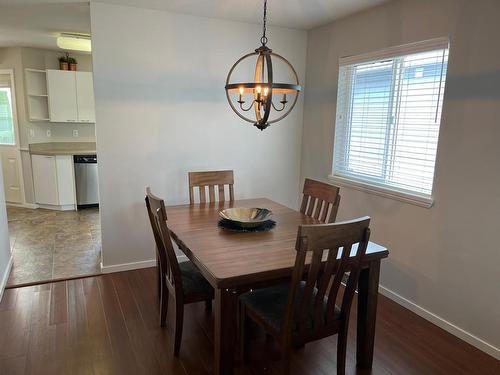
[330,38,450,208]
[0,69,20,148]
[0,87,16,146]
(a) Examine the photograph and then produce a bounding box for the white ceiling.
[0,0,390,50]
[97,0,391,30]
[0,1,90,51]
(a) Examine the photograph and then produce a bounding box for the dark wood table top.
[167,198,388,289]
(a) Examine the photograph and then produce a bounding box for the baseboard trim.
[6,202,39,209]
[38,203,75,211]
[100,259,157,273]
[379,285,500,360]
[100,255,188,274]
[0,255,13,303]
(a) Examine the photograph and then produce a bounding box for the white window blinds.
[332,38,449,204]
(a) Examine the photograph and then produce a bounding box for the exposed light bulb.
[256,86,262,94]
[239,86,244,95]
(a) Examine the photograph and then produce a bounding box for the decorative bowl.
[219,207,273,228]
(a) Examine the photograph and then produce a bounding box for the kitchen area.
[0,2,101,286]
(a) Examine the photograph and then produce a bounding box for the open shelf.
[25,69,50,122]
[25,69,47,96]
[30,118,50,122]
[27,95,50,122]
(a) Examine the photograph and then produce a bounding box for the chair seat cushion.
[179,260,213,298]
[240,282,340,333]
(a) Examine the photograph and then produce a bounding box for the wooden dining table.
[167,198,389,375]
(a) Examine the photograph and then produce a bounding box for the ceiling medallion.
[224,0,302,130]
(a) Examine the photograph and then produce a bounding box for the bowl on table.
[219,207,273,229]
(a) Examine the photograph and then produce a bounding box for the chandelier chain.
[261,0,268,46]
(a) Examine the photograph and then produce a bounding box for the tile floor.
[6,206,101,287]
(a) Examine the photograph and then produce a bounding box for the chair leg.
[156,256,161,303]
[240,304,250,364]
[173,302,184,357]
[281,346,291,375]
[159,285,168,327]
[336,324,348,375]
[293,342,305,350]
[205,299,212,312]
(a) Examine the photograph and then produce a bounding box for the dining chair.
[300,178,341,223]
[145,187,214,356]
[188,170,234,204]
[239,216,371,374]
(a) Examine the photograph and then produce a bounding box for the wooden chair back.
[283,217,371,340]
[188,170,234,204]
[300,178,341,223]
[145,187,183,298]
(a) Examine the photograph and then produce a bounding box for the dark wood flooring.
[0,267,498,375]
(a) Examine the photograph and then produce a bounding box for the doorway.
[0,70,25,205]
[0,2,101,288]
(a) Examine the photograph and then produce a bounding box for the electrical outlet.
[73,129,79,137]
[46,129,51,137]
[29,129,35,137]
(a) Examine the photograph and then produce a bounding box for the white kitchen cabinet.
[55,155,76,205]
[46,70,95,123]
[75,72,95,123]
[31,154,76,209]
[46,70,78,123]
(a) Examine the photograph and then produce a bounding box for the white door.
[46,70,78,123]
[0,70,24,204]
[75,72,95,123]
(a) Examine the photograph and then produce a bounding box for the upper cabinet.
[46,70,95,123]
[75,72,95,123]
[47,70,78,122]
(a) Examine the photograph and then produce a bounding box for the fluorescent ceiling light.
[57,33,91,52]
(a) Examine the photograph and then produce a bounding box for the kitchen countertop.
[29,142,96,156]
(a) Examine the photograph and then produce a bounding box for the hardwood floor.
[0,267,497,375]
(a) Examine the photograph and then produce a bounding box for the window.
[331,38,449,207]
[0,74,16,145]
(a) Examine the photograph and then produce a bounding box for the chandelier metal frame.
[224,0,302,130]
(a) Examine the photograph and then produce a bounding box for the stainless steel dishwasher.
[74,154,99,207]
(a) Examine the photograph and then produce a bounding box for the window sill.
[327,175,434,208]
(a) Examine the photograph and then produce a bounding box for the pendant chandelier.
[224,0,302,130]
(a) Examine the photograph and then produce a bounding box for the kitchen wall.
[90,2,307,271]
[0,163,12,301]
[0,47,94,146]
[301,0,500,357]
[0,47,95,204]
[20,47,95,144]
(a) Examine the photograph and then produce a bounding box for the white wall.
[90,3,307,270]
[20,47,95,145]
[0,47,95,147]
[301,0,500,357]
[0,163,13,301]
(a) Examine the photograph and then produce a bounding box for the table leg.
[356,259,381,368]
[214,287,238,375]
